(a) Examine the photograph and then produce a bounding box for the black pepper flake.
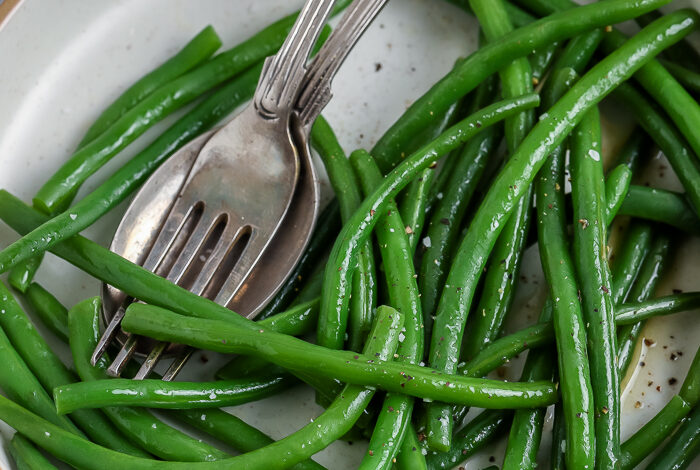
[374,63,382,72]
[440,218,450,225]
[489,456,496,462]
[671,353,678,361]
[640,361,646,367]
[673,288,683,294]
[644,338,655,347]
[669,377,678,386]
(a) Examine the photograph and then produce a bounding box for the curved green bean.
[318,93,539,351]
[311,116,377,352]
[370,0,670,172]
[646,404,700,470]
[618,185,700,234]
[395,424,428,470]
[0,282,149,456]
[54,374,293,414]
[123,302,557,408]
[68,298,229,461]
[23,282,69,342]
[604,164,633,223]
[351,149,424,470]
[9,433,57,470]
[427,10,695,419]
[660,59,700,94]
[611,222,653,305]
[618,234,671,376]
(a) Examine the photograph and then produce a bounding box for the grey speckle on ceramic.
[0,1,699,468]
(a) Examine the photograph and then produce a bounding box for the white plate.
[0,1,699,468]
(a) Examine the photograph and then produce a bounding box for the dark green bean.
[22,282,69,342]
[426,15,695,443]
[681,345,700,407]
[311,116,377,352]
[68,298,229,461]
[0,282,149,456]
[419,77,500,337]
[9,433,57,470]
[618,185,700,234]
[319,93,539,351]
[618,234,671,376]
[123,302,558,408]
[613,82,700,216]
[350,149,424,470]
[550,398,566,470]
[610,222,653,305]
[30,10,331,214]
[427,0,536,450]
[646,404,700,470]
[659,59,700,94]
[612,127,651,174]
[571,106,620,468]
[370,0,670,172]
[425,410,510,470]
[54,374,294,413]
[78,26,222,147]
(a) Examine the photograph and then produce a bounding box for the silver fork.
[93,0,390,380]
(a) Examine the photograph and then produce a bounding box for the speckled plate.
[0,0,699,468]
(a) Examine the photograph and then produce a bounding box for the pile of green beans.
[1,1,700,469]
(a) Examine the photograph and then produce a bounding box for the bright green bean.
[351,149,424,470]
[22,282,69,342]
[618,185,700,234]
[318,93,539,351]
[0,282,149,456]
[611,222,653,305]
[370,0,670,172]
[311,116,377,352]
[395,424,428,470]
[8,254,42,293]
[660,59,700,94]
[646,404,700,470]
[9,433,57,470]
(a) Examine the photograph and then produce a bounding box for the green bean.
[0,305,398,470]
[552,30,603,75]
[571,106,620,467]
[681,344,700,407]
[123,302,557,408]
[0,61,263,274]
[615,292,700,325]
[78,26,222,146]
[68,298,229,461]
[659,59,700,95]
[646,404,700,470]
[257,202,340,320]
[318,93,539,351]
[0,282,149,456]
[530,42,560,84]
[427,14,695,442]
[618,234,671,376]
[533,96,594,469]
[350,149,424,470]
[610,222,653,305]
[425,410,510,469]
[612,127,651,175]
[613,82,700,215]
[419,77,500,337]
[9,434,57,470]
[550,399,566,470]
[395,424,428,470]
[426,0,536,451]
[8,254,43,293]
[620,395,692,469]
[370,0,670,172]
[618,185,700,234]
[604,164,633,224]
[30,9,330,215]
[636,9,700,72]
[54,373,294,413]
[311,116,377,352]
[23,282,69,342]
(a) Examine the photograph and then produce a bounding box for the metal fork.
[93,0,390,380]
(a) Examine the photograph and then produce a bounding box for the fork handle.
[254,0,337,119]
[296,0,390,126]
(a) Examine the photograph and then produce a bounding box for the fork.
[92,0,390,380]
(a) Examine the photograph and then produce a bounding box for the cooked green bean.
[419,77,500,336]
[395,424,428,470]
[8,254,42,293]
[659,59,700,94]
[636,9,700,72]
[550,399,566,470]
[618,185,700,234]
[427,15,694,442]
[0,282,149,456]
[681,346,700,407]
[68,298,229,461]
[611,222,653,305]
[618,234,671,376]
[604,164,633,224]
[426,0,536,450]
[54,374,294,413]
[425,410,510,469]
[9,433,57,470]
[23,282,69,342]
[571,106,620,467]
[613,82,700,216]
[612,127,651,174]
[78,26,222,147]
[311,116,377,352]
[123,302,558,409]
[29,9,337,215]
[319,94,539,351]
[351,149,424,470]
[370,0,670,172]
[646,404,700,470]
